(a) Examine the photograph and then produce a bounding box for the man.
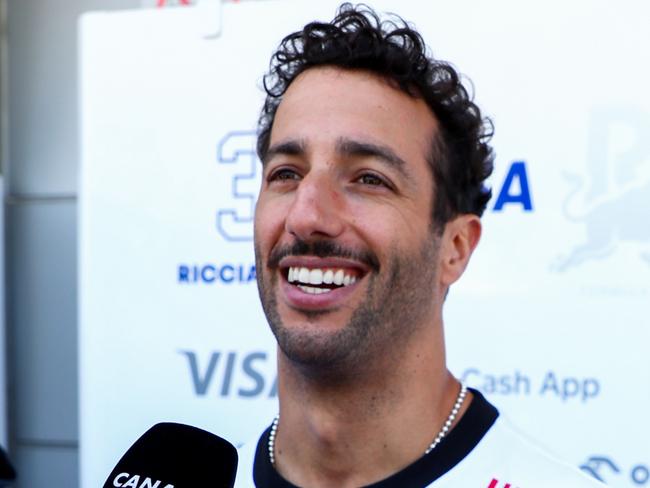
[236,4,602,487]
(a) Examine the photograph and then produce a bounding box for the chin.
[274,320,361,363]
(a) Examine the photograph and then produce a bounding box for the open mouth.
[284,266,361,295]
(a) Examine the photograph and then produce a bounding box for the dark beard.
[255,238,438,382]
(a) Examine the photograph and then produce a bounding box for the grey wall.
[4,1,139,486]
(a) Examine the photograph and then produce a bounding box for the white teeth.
[298,267,310,283]
[287,266,358,288]
[309,269,323,285]
[333,269,344,285]
[323,269,334,284]
[298,285,333,295]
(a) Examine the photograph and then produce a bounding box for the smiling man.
[235,4,602,488]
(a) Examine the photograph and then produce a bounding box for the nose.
[285,172,345,241]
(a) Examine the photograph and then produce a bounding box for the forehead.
[269,67,438,166]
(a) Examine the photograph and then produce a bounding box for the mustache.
[267,239,380,272]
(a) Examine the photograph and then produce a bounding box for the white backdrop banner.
[79,1,650,486]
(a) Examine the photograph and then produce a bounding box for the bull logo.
[553,108,650,271]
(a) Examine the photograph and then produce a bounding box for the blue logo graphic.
[554,107,650,271]
[581,455,649,486]
[460,368,600,402]
[493,161,533,211]
[180,350,277,398]
[216,131,259,241]
[177,263,255,284]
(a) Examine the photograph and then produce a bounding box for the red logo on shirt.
[487,479,520,488]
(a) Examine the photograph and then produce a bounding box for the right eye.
[268,167,301,182]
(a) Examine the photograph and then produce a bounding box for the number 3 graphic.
[216,131,259,241]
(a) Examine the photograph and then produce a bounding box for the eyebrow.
[336,138,413,182]
[337,138,406,170]
[263,139,306,166]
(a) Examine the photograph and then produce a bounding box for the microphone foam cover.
[103,422,238,488]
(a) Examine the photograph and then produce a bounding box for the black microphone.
[103,422,238,488]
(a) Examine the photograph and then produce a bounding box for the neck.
[272,326,469,488]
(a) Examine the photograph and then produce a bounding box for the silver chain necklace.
[268,382,468,465]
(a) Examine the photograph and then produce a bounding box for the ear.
[438,214,482,287]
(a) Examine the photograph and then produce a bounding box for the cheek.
[352,205,430,257]
[351,201,409,234]
[254,197,287,250]
[353,217,396,254]
[254,216,274,250]
[330,187,341,205]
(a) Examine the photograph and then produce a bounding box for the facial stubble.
[255,235,440,382]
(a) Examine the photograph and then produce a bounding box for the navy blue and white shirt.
[235,389,603,487]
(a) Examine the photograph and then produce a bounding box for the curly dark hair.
[257,3,494,228]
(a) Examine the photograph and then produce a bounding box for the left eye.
[357,173,386,187]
